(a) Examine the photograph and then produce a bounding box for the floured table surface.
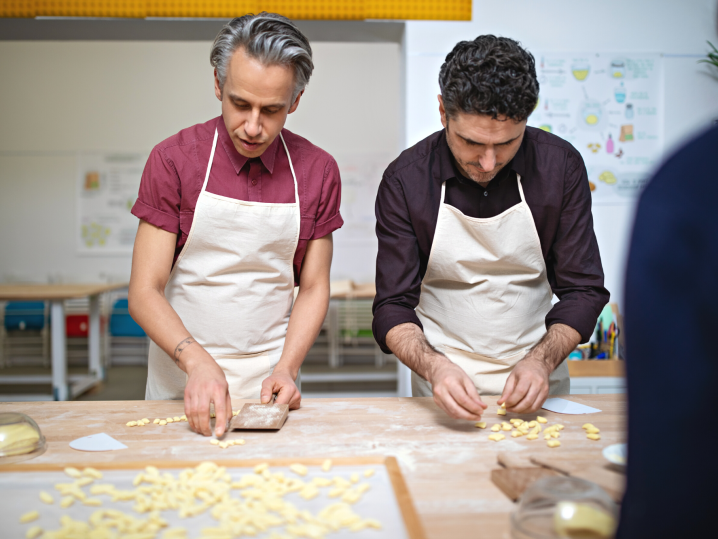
[0,395,626,539]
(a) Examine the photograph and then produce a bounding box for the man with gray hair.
[128,13,343,437]
[373,35,608,419]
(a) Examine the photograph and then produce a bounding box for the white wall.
[404,0,718,309]
[0,40,400,284]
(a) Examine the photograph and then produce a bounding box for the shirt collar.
[216,116,281,175]
[435,127,529,184]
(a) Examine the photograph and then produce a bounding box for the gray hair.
[210,12,313,101]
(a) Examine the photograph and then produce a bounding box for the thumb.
[260,377,275,404]
[499,373,517,407]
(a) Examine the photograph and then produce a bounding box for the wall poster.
[77,152,147,254]
[528,53,663,204]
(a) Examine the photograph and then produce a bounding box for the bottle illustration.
[625,103,634,120]
[614,82,626,103]
[606,134,614,154]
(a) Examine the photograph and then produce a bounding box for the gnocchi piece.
[537,416,548,424]
[19,510,39,523]
[475,421,487,429]
[526,433,539,440]
[25,526,43,539]
[544,433,553,440]
[587,433,601,441]
[82,498,102,507]
[363,468,375,478]
[528,420,538,428]
[166,418,174,423]
[322,459,332,472]
[501,402,506,409]
[159,420,167,426]
[350,473,360,484]
[501,422,512,431]
[491,424,501,432]
[210,439,219,445]
[586,427,600,434]
[547,440,561,448]
[75,477,94,487]
[254,463,269,474]
[556,424,565,431]
[173,417,181,422]
[299,485,320,500]
[289,464,308,477]
[153,418,160,424]
[497,407,507,416]
[39,491,54,504]
[180,415,187,421]
[488,433,506,442]
[60,496,74,508]
[582,423,595,430]
[520,421,530,429]
[218,442,229,449]
[551,431,560,439]
[141,418,150,424]
[126,421,137,427]
[509,418,522,425]
[83,467,103,479]
[511,430,524,438]
[236,439,245,445]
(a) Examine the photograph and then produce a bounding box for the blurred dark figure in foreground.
[617,125,718,537]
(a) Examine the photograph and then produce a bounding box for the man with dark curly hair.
[372,36,609,419]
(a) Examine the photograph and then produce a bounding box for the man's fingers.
[260,378,276,404]
[528,386,549,414]
[434,385,483,421]
[198,399,212,436]
[499,374,517,407]
[505,375,532,410]
[213,389,229,437]
[511,381,541,413]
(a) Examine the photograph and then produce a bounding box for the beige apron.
[146,128,300,402]
[412,174,570,397]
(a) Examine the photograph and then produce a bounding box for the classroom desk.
[0,395,626,538]
[0,283,128,401]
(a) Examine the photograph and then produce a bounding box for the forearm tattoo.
[173,337,196,364]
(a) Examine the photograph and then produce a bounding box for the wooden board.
[530,455,626,502]
[0,395,626,539]
[0,283,128,301]
[567,360,625,378]
[2,456,425,539]
[230,403,289,430]
[491,467,560,501]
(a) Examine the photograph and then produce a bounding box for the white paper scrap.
[70,433,128,452]
[542,398,601,415]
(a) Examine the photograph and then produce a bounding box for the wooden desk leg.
[50,300,68,401]
[88,294,103,381]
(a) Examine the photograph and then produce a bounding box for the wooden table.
[0,395,626,538]
[0,283,128,401]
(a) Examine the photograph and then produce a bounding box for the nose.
[244,110,261,139]
[478,149,496,172]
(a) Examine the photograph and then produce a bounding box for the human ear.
[438,95,447,128]
[288,90,304,114]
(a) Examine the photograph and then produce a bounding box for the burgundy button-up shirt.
[373,127,609,353]
[132,116,343,284]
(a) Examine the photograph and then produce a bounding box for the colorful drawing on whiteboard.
[77,152,147,254]
[529,52,662,204]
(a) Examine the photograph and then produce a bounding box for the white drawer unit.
[570,376,626,395]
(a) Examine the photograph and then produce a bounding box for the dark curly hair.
[439,35,539,122]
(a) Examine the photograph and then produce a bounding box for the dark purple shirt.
[372,127,609,353]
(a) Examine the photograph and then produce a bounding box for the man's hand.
[498,323,581,413]
[183,354,232,437]
[260,372,301,410]
[498,356,550,413]
[429,357,487,420]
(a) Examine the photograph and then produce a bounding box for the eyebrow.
[229,94,286,109]
[458,133,521,146]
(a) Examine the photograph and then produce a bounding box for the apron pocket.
[213,351,271,404]
[442,346,527,396]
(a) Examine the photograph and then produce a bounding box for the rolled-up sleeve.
[545,152,610,342]
[372,174,424,353]
[311,156,344,239]
[131,147,181,233]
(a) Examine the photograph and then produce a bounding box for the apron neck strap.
[279,132,300,206]
[516,173,526,203]
[201,129,219,193]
